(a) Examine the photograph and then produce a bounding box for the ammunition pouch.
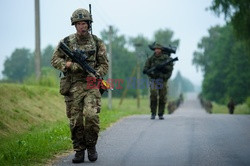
[59,75,71,96]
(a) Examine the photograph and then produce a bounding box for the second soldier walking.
[143,43,174,120]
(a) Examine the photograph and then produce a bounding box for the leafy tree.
[2,48,32,82]
[27,45,55,79]
[42,45,54,68]
[129,35,151,96]
[23,67,59,87]
[209,0,250,48]
[193,24,250,104]
[168,71,194,99]
[154,28,180,47]
[193,25,230,103]
[129,35,152,63]
[225,39,250,103]
[101,27,137,97]
[174,71,194,93]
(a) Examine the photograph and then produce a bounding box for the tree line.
[2,45,55,83]
[1,28,195,98]
[192,0,250,104]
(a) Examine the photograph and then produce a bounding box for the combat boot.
[72,150,85,163]
[159,115,164,120]
[151,114,156,120]
[87,146,98,162]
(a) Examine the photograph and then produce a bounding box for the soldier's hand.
[66,61,72,68]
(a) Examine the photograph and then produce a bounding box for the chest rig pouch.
[59,73,71,96]
[77,35,98,69]
[59,34,100,96]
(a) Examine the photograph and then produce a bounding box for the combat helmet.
[149,42,177,55]
[71,8,92,26]
[148,42,163,50]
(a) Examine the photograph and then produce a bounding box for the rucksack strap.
[92,34,99,52]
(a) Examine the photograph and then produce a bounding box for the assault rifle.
[143,57,178,75]
[59,42,112,94]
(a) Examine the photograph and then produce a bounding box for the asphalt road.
[53,93,250,166]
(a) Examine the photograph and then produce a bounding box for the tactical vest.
[63,33,100,70]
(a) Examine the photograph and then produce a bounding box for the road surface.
[53,93,250,166]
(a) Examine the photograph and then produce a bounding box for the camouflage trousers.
[64,81,101,151]
[150,80,167,116]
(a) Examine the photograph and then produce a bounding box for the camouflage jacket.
[143,53,173,81]
[51,33,108,79]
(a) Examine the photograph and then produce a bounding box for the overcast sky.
[0,0,225,85]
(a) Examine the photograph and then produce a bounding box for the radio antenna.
[89,4,93,34]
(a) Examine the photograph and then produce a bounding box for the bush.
[23,67,59,87]
[246,97,250,108]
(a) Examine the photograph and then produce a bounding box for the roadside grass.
[0,83,66,138]
[0,121,71,166]
[212,102,250,114]
[0,83,150,165]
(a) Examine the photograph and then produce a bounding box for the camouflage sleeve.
[143,58,156,78]
[143,58,151,72]
[95,39,109,77]
[51,42,67,72]
[51,41,83,73]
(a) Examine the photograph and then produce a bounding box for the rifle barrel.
[145,57,178,74]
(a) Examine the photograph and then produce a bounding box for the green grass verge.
[0,83,65,138]
[0,83,150,165]
[0,121,71,166]
[212,102,250,114]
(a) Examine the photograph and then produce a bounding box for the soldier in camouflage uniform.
[143,43,173,120]
[51,8,108,163]
[227,98,235,114]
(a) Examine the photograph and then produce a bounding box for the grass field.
[0,83,150,165]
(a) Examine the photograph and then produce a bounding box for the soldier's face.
[75,21,89,35]
[154,48,162,55]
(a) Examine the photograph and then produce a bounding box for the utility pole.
[134,43,142,109]
[108,26,113,110]
[35,0,41,80]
